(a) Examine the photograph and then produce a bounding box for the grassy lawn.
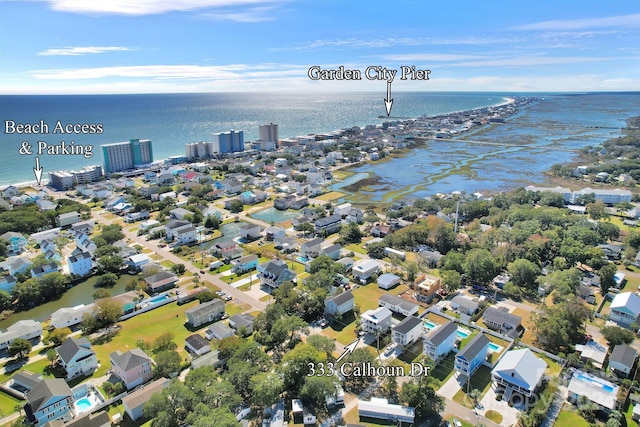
[426,312,450,324]
[458,330,478,350]
[452,365,493,408]
[512,307,536,345]
[428,353,456,387]
[625,399,640,427]
[539,354,563,376]
[91,300,203,377]
[0,392,21,417]
[344,243,368,255]
[314,191,346,202]
[555,410,590,427]
[352,284,387,312]
[321,312,357,346]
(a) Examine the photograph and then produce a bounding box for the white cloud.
[450,56,627,67]
[38,46,133,56]
[199,5,277,22]
[33,0,286,16]
[381,53,484,62]
[513,14,640,31]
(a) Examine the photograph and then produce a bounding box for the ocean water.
[0,92,512,186]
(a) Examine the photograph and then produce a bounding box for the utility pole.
[454,200,460,234]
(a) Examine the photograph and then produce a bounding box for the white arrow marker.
[384,81,394,117]
[33,156,43,186]
[336,337,361,364]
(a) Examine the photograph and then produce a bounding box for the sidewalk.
[438,372,463,399]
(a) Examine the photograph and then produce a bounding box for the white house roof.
[568,370,618,410]
[361,306,392,323]
[491,348,547,393]
[611,292,640,316]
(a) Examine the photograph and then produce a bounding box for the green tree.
[463,248,498,284]
[249,372,284,409]
[228,200,244,213]
[8,338,32,359]
[507,259,541,290]
[399,375,444,418]
[598,263,617,295]
[97,255,123,274]
[93,297,124,330]
[204,215,220,230]
[306,335,336,359]
[338,348,376,394]
[95,272,118,288]
[171,263,187,275]
[405,261,419,283]
[44,327,71,347]
[300,375,338,404]
[92,288,111,299]
[601,325,635,346]
[297,222,315,236]
[46,348,57,367]
[154,350,182,378]
[339,222,362,244]
[440,269,462,292]
[152,332,177,353]
[533,297,592,352]
[279,343,326,395]
[586,200,608,220]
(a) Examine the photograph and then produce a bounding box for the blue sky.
[0,0,638,94]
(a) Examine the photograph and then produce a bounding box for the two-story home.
[423,321,458,363]
[25,378,74,425]
[164,220,191,241]
[231,254,259,274]
[238,223,263,241]
[51,304,95,329]
[0,231,27,254]
[122,377,169,422]
[31,262,61,279]
[173,224,198,246]
[220,178,243,195]
[56,338,97,381]
[67,252,93,277]
[69,220,95,236]
[0,274,17,293]
[314,214,342,235]
[212,240,243,261]
[229,313,256,335]
[0,319,42,350]
[319,243,342,260]
[609,292,640,327]
[451,295,479,316]
[379,294,419,317]
[609,344,638,378]
[360,307,393,334]
[258,259,296,291]
[300,238,323,258]
[352,259,382,284]
[377,273,401,290]
[144,271,178,294]
[334,203,353,217]
[482,307,522,337]
[491,348,546,402]
[414,274,442,303]
[324,290,355,319]
[109,348,154,390]
[4,255,32,276]
[185,334,211,356]
[455,333,490,378]
[185,299,226,328]
[392,316,423,348]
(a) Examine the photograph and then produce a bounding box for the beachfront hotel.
[212,130,244,154]
[101,139,153,174]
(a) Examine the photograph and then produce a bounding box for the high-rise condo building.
[185,141,214,159]
[258,123,278,151]
[101,139,153,173]
[48,165,104,190]
[211,130,244,154]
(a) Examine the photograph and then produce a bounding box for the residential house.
[419,250,444,268]
[51,304,95,329]
[185,299,226,328]
[609,344,637,378]
[491,348,546,402]
[414,274,442,303]
[423,321,458,363]
[67,252,93,277]
[346,208,364,224]
[370,224,390,237]
[319,243,342,260]
[258,259,296,291]
[238,223,263,241]
[609,292,640,327]
[0,231,27,254]
[220,178,243,195]
[598,243,623,260]
[324,290,355,318]
[122,377,169,422]
[191,350,226,370]
[334,203,352,217]
[164,220,190,241]
[379,294,419,317]
[0,274,17,293]
[229,313,255,335]
[357,398,415,424]
[212,240,243,260]
[392,316,423,347]
[231,254,259,273]
[314,214,342,235]
[2,185,19,199]
[204,322,235,341]
[577,283,596,304]
[568,370,619,413]
[169,208,193,221]
[69,221,94,235]
[377,273,401,290]
[4,255,32,276]
[185,334,211,356]
[455,333,490,377]
[25,378,74,425]
[56,212,81,228]
[483,307,522,337]
[451,295,479,316]
[352,259,381,284]
[55,338,97,380]
[74,233,96,256]
[126,254,151,271]
[265,226,286,241]
[173,224,198,245]
[8,371,44,400]
[31,262,60,278]
[109,348,154,390]
[300,238,323,258]
[360,307,393,334]
[144,271,178,294]
[0,319,42,350]
[124,211,150,223]
[574,341,608,369]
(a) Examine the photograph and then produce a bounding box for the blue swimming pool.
[456,329,470,339]
[296,256,309,263]
[576,373,615,392]
[75,398,92,412]
[148,294,170,304]
[488,342,502,352]
[424,320,437,329]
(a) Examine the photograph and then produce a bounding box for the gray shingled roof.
[424,321,457,347]
[326,290,354,306]
[110,348,152,372]
[185,334,210,351]
[457,333,490,361]
[26,378,72,412]
[393,316,423,335]
[379,294,418,313]
[56,337,93,365]
[610,344,638,369]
